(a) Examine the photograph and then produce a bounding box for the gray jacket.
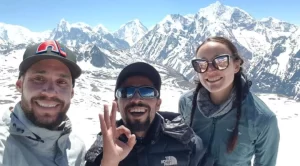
[0,102,86,166]
[179,89,280,166]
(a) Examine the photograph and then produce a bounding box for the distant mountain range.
[0,1,299,101]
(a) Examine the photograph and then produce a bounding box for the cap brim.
[19,54,81,79]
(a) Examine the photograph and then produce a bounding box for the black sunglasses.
[115,86,159,99]
[191,54,232,73]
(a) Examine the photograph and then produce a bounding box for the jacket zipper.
[201,118,217,165]
[207,118,217,153]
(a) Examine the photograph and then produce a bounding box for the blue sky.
[0,0,299,32]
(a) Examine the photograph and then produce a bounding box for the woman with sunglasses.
[179,36,280,166]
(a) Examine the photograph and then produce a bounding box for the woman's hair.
[190,36,245,153]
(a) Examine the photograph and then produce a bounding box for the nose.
[40,81,57,98]
[129,91,143,103]
[206,62,217,72]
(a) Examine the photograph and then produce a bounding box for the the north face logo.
[161,156,178,166]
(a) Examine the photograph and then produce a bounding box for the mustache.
[125,102,151,111]
[31,95,63,103]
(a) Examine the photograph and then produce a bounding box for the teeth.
[130,109,146,113]
[208,77,221,82]
[36,101,57,108]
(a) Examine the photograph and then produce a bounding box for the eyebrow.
[32,70,71,78]
[34,70,46,74]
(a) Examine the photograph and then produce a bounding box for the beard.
[124,102,151,133]
[21,95,69,130]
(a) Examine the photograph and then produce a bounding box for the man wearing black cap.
[85,62,205,166]
[0,40,86,166]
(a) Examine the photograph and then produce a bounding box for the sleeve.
[188,134,206,166]
[254,115,280,166]
[0,131,6,166]
[178,94,186,114]
[85,134,104,166]
[178,94,191,125]
[78,144,87,166]
[178,95,186,118]
[85,154,103,166]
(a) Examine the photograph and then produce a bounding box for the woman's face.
[195,41,240,94]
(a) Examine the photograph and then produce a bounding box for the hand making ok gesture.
[99,101,136,166]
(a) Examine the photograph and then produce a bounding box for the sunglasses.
[115,86,159,99]
[191,54,232,73]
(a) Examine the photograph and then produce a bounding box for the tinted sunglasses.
[115,86,159,99]
[191,54,232,73]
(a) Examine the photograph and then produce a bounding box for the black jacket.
[85,112,205,166]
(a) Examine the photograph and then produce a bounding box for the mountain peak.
[197,1,231,22]
[259,17,297,32]
[94,24,109,34]
[261,17,282,23]
[114,19,148,46]
[196,1,254,25]
[157,14,193,34]
[184,14,195,20]
[56,18,70,32]
[73,22,90,27]
[159,14,187,24]
[120,19,144,29]
[59,18,67,23]
[205,1,225,11]
[58,18,69,27]
[160,14,173,24]
[131,19,142,24]
[210,1,223,8]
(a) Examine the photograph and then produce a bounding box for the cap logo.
[36,40,67,57]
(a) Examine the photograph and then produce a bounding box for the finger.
[114,135,136,152]
[127,134,136,149]
[103,104,111,129]
[99,114,108,136]
[110,101,117,136]
[116,125,131,138]
[115,139,129,149]
[115,135,135,150]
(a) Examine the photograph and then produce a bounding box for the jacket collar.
[117,112,195,145]
[3,102,72,142]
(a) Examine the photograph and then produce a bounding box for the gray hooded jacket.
[0,102,86,166]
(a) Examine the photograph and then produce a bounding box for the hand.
[99,101,136,166]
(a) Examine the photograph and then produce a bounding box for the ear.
[234,60,241,74]
[155,99,162,112]
[16,79,23,93]
[71,89,74,98]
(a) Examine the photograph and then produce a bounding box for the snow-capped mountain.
[0,19,130,56]
[0,1,299,100]
[0,23,51,45]
[113,19,148,46]
[130,1,300,100]
[50,19,129,50]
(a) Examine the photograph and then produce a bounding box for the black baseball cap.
[18,40,82,80]
[115,62,162,97]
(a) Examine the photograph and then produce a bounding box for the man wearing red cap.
[0,40,86,166]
